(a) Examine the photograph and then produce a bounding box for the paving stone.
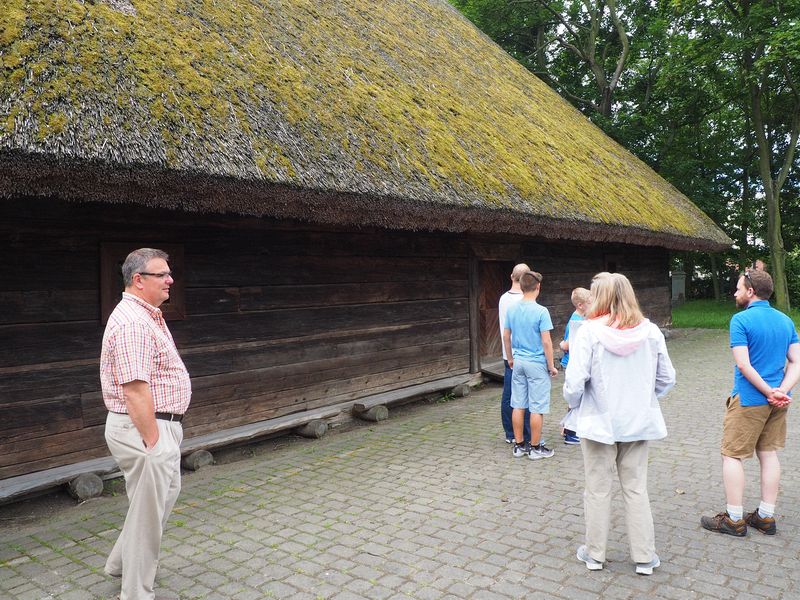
[2,331,800,600]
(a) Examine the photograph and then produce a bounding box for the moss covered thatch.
[0,0,730,250]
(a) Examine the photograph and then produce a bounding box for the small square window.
[604,254,622,274]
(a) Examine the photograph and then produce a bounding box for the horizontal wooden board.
[185,319,469,377]
[185,287,241,315]
[0,363,100,404]
[0,290,99,325]
[0,357,468,479]
[183,229,470,259]
[0,396,85,443]
[0,297,467,368]
[0,440,110,481]
[182,358,470,437]
[186,255,469,287]
[0,423,108,477]
[236,279,467,313]
[0,319,468,411]
[169,298,469,347]
[80,337,470,427]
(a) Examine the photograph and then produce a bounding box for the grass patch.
[672,299,800,329]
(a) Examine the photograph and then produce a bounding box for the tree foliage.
[451,0,800,308]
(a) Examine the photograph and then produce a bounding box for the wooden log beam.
[67,472,104,501]
[181,450,214,471]
[352,404,388,422]
[451,384,471,398]
[296,419,328,438]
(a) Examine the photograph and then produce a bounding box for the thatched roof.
[0,0,730,251]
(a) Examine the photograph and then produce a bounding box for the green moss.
[37,112,67,140]
[0,7,26,47]
[0,0,720,240]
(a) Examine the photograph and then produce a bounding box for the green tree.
[674,0,800,310]
[452,0,800,306]
[450,0,655,121]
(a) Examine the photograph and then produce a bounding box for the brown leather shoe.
[701,511,747,536]
[745,510,777,535]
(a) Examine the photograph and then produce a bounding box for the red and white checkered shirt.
[101,293,191,415]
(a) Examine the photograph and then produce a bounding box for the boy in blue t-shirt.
[559,287,590,444]
[502,271,558,460]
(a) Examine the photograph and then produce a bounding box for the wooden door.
[478,261,512,359]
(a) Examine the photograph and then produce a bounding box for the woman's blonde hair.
[587,272,644,329]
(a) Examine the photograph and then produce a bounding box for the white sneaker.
[635,554,660,575]
[576,545,603,570]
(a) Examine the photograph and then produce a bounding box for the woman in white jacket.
[564,272,675,575]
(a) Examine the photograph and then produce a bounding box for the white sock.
[758,501,775,519]
[727,505,743,521]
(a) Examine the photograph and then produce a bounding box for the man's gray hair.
[122,248,169,286]
[511,263,531,282]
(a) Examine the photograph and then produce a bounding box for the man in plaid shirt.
[101,248,191,600]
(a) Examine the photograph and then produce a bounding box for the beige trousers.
[104,412,183,600]
[581,438,655,563]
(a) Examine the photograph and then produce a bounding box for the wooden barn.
[0,0,729,499]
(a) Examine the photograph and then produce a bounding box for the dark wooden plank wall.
[0,198,669,482]
[519,240,671,338]
[0,199,471,480]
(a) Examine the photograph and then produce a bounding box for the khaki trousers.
[581,438,655,563]
[104,412,183,600]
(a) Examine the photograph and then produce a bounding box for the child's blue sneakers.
[564,433,580,445]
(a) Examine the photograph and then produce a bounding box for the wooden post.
[451,384,471,398]
[352,404,389,422]
[181,450,214,471]
[468,252,480,374]
[67,473,104,501]
[296,419,328,438]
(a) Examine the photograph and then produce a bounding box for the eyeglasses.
[138,272,173,279]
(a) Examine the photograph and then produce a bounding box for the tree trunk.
[749,67,792,311]
[766,187,790,310]
[738,164,751,270]
[599,86,613,117]
[710,253,721,302]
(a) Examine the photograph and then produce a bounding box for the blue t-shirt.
[730,300,799,406]
[560,311,586,368]
[506,300,553,363]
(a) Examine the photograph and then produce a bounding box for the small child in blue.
[559,287,590,445]
[502,271,558,460]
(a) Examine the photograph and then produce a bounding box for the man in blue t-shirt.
[702,270,800,537]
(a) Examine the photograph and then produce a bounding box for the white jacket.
[562,318,676,444]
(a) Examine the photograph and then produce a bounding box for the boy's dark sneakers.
[564,433,580,445]
[745,510,777,535]
[701,511,747,536]
[512,442,529,458]
[529,443,555,459]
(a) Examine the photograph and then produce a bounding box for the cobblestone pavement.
[2,329,800,599]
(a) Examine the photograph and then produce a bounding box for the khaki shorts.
[721,395,787,459]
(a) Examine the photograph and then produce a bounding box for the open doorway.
[478,260,513,366]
